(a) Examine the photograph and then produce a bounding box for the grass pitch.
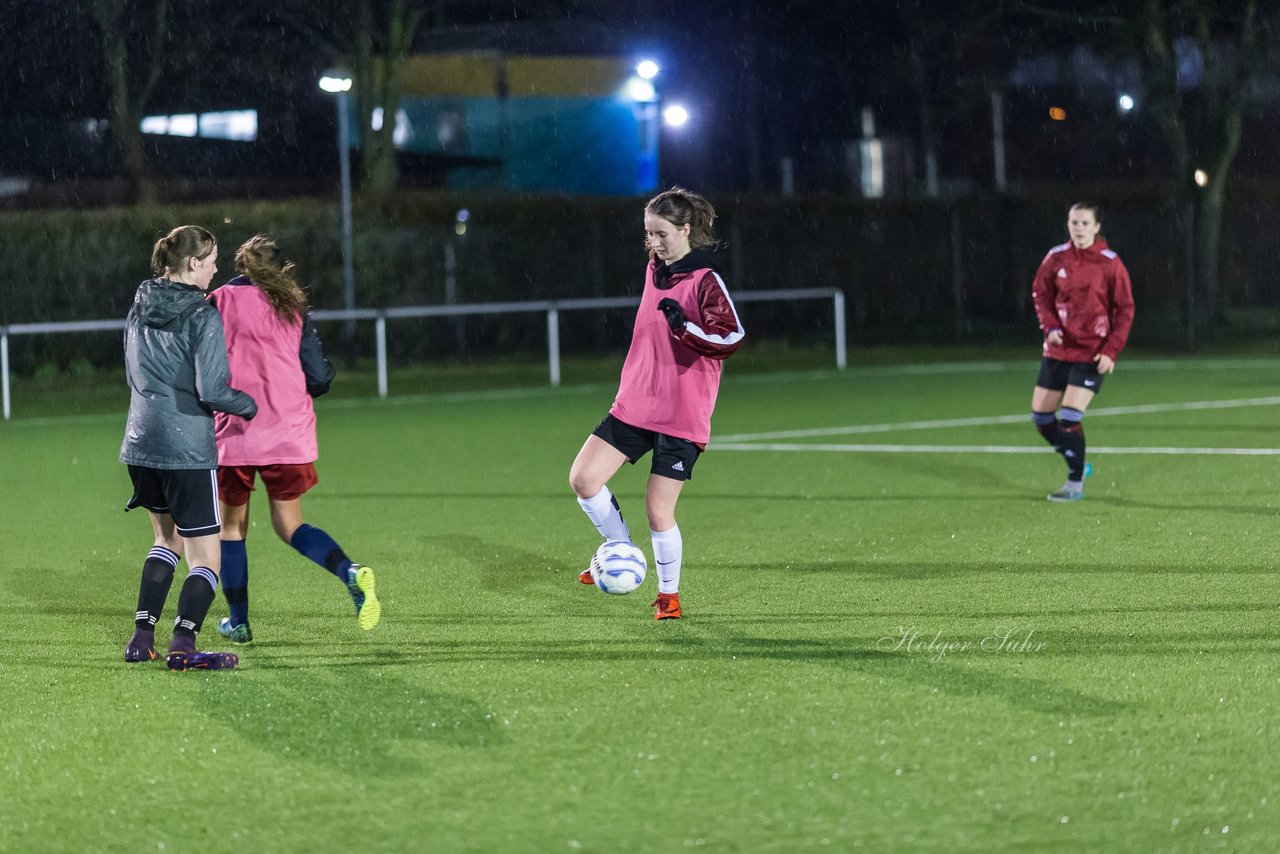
[2,351,1278,851]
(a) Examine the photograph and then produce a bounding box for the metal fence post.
[376,314,388,399]
[547,307,561,386]
[2,330,9,421]
[833,291,847,370]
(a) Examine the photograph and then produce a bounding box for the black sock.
[172,567,218,644]
[1031,411,1060,451]
[1059,422,1086,481]
[134,546,179,630]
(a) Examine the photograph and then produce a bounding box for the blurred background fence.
[3,188,1279,377]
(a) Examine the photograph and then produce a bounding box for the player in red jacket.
[1029,202,1135,501]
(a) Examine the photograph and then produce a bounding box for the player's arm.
[1100,259,1136,361]
[1031,254,1061,338]
[658,271,745,360]
[299,314,336,397]
[192,307,257,418]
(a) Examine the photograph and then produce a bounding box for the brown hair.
[1070,201,1102,225]
[234,234,308,324]
[645,186,718,251]
[151,225,216,278]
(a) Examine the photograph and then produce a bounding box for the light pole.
[319,69,356,360]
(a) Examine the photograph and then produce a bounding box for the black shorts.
[125,465,221,537]
[1036,357,1105,394]
[592,414,701,481]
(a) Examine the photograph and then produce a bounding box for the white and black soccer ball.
[590,540,647,595]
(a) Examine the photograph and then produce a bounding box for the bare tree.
[89,0,169,204]
[1017,0,1270,333]
[1138,0,1262,331]
[352,0,431,193]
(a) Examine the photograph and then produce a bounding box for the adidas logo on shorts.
[671,461,685,471]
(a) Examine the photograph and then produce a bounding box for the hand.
[1094,353,1115,374]
[1046,329,1064,346]
[657,297,686,332]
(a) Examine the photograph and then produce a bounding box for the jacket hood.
[133,278,207,328]
[652,247,718,289]
[1063,238,1111,261]
[666,247,718,275]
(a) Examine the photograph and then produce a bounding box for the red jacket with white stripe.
[610,248,745,446]
[1031,238,1135,362]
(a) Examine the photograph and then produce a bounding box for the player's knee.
[1060,407,1085,432]
[568,469,598,499]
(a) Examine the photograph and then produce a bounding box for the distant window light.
[140,110,258,142]
[168,114,198,137]
[1117,93,1135,113]
[1048,106,1067,121]
[370,107,412,148]
[200,110,258,141]
[1194,169,1208,187]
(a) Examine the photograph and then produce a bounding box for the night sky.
[1,1,1277,193]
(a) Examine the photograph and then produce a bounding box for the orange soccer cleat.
[651,592,682,620]
[578,568,595,585]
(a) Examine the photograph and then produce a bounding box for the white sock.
[577,486,630,542]
[650,525,682,594]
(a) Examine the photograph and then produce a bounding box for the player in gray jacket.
[121,225,257,671]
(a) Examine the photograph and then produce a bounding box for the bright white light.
[1118,93,1135,112]
[636,60,660,80]
[1194,169,1209,187]
[199,110,257,141]
[167,114,198,137]
[663,104,690,127]
[319,75,352,93]
[624,76,657,103]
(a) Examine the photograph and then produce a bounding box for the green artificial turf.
[2,353,1278,851]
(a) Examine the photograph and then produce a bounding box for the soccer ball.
[590,540,647,595]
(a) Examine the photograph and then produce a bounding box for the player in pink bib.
[210,235,380,642]
[568,188,745,620]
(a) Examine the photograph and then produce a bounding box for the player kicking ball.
[568,187,745,620]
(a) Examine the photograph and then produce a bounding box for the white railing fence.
[2,288,845,420]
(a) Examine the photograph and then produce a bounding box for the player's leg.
[569,434,632,542]
[570,418,641,585]
[1031,386,1064,450]
[126,507,183,662]
[645,475,686,620]
[266,464,379,630]
[1047,381,1099,502]
[217,467,253,642]
[164,470,238,670]
[644,435,699,620]
[1031,358,1067,454]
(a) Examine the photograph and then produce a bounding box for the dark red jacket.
[651,248,745,360]
[1031,239,1135,362]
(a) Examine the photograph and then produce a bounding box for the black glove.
[657,297,686,332]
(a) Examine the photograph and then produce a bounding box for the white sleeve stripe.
[684,271,746,345]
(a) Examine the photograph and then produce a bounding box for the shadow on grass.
[725,558,1280,577]
[188,667,505,773]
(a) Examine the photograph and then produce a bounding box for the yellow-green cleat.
[347,564,381,631]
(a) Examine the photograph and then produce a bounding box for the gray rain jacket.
[119,278,257,469]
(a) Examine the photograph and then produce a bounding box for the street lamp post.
[319,70,356,361]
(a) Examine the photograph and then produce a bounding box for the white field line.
[711,442,1280,456]
[714,396,1280,443]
